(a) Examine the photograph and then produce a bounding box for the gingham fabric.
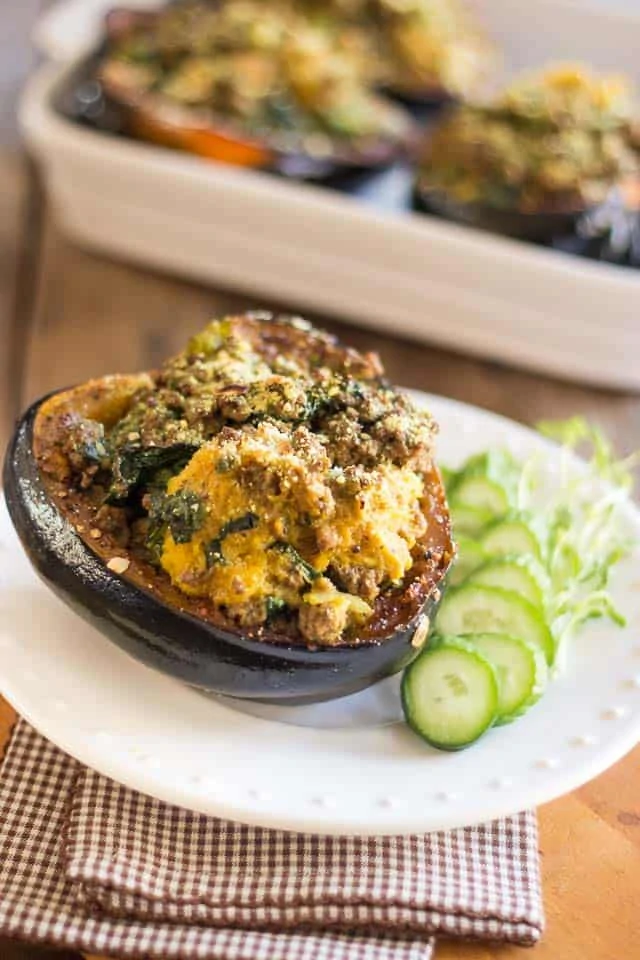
[0,721,544,960]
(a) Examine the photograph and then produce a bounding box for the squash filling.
[34,314,451,646]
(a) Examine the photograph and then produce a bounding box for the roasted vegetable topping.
[363,0,492,98]
[39,314,449,646]
[100,0,412,153]
[293,0,492,98]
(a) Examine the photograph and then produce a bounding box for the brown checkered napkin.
[0,721,544,960]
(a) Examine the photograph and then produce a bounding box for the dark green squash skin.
[414,183,589,241]
[3,395,449,704]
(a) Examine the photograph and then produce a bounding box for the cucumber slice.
[466,556,545,609]
[401,638,498,750]
[436,583,554,664]
[450,475,511,517]
[480,516,542,560]
[451,503,495,536]
[449,536,488,586]
[467,633,548,725]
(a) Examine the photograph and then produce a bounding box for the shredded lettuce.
[536,416,639,492]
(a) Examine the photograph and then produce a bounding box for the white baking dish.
[21,0,640,389]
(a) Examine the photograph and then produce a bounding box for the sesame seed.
[411,615,430,649]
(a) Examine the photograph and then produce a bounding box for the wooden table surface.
[1,7,640,960]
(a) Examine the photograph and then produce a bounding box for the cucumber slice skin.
[480,517,543,561]
[466,557,545,609]
[465,633,548,725]
[436,583,555,664]
[401,638,499,751]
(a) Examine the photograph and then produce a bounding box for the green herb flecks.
[204,513,259,567]
[265,597,289,621]
[271,542,320,583]
[147,489,207,558]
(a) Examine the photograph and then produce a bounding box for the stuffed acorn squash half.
[96,4,415,178]
[3,313,453,703]
[416,64,640,241]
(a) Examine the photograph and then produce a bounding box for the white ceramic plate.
[1,393,640,835]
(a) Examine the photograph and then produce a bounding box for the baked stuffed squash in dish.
[416,64,640,240]
[98,3,415,175]
[359,0,493,103]
[4,314,453,703]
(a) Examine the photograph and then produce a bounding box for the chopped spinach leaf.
[165,492,206,544]
[271,542,320,582]
[147,489,206,557]
[265,597,289,621]
[107,443,198,504]
[146,518,168,561]
[204,513,259,568]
